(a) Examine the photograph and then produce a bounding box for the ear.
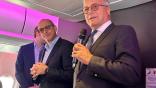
[54,25,58,34]
[106,6,111,17]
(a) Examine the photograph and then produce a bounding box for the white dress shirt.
[93,20,112,44]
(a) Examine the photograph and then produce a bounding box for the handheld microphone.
[72,29,87,69]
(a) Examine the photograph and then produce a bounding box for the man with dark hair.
[72,0,141,88]
[30,19,74,88]
[15,27,45,88]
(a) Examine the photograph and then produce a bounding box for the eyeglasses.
[37,24,53,33]
[83,3,108,14]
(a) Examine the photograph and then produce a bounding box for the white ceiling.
[0,35,32,46]
[0,0,153,46]
[6,0,152,22]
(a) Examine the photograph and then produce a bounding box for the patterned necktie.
[80,30,97,69]
[86,30,97,49]
[38,46,46,62]
[79,30,98,69]
[73,30,98,88]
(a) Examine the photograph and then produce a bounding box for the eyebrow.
[38,24,51,28]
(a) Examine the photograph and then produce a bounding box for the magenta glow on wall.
[0,1,59,40]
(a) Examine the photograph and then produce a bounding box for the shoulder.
[21,42,33,47]
[115,25,135,33]
[57,38,74,51]
[113,25,138,42]
[110,24,136,36]
[58,38,73,54]
[20,42,34,50]
[59,38,74,46]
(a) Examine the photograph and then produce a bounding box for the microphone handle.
[72,39,83,69]
[72,57,77,69]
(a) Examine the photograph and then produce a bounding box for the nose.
[43,30,48,34]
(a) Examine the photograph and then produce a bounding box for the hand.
[30,64,39,78]
[30,63,48,78]
[35,62,48,75]
[72,43,93,65]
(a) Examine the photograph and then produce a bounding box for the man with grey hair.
[72,0,141,88]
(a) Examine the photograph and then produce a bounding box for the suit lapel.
[90,23,115,53]
[46,38,62,64]
[78,24,115,75]
[83,35,90,45]
[30,43,35,65]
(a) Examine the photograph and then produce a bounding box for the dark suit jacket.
[38,38,74,88]
[15,43,35,88]
[75,24,141,88]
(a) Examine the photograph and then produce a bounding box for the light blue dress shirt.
[34,43,42,63]
[42,36,60,64]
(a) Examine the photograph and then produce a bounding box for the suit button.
[94,73,98,77]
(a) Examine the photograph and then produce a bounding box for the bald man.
[30,19,74,88]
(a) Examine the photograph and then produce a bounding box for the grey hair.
[103,0,110,6]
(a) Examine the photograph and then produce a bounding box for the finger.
[76,43,84,46]
[75,43,82,48]
[32,65,38,70]
[34,63,42,69]
[73,44,78,51]
[72,51,81,58]
[30,69,36,75]
[72,50,80,55]
[38,62,44,65]
[30,68,33,71]
[36,62,42,64]
[32,73,38,78]
[73,45,83,52]
[33,64,37,67]
[30,67,36,73]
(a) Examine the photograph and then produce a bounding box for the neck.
[91,23,103,30]
[91,19,110,30]
[34,40,43,48]
[46,35,57,46]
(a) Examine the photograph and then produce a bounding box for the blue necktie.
[73,30,98,87]
[80,30,97,69]
[39,46,46,62]
[86,30,97,49]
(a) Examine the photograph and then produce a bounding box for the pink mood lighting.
[0,30,33,40]
[0,1,59,40]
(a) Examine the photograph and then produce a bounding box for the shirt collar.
[45,36,60,49]
[34,41,40,49]
[34,40,45,49]
[93,20,112,33]
[34,42,37,47]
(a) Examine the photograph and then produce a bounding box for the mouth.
[88,16,96,20]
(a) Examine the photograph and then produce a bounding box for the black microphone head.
[79,29,87,40]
